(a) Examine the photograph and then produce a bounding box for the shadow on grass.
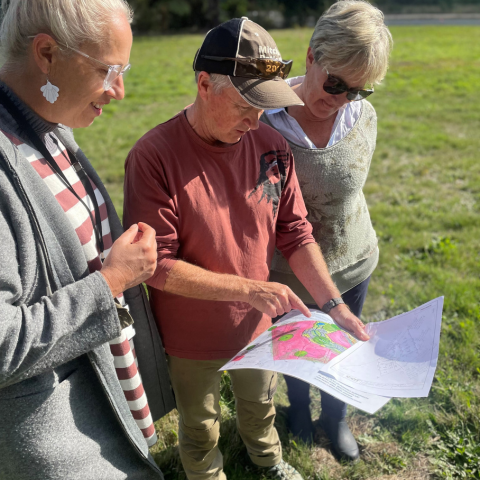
[153,404,326,480]
[152,444,186,480]
[152,403,432,480]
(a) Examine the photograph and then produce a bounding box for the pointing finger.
[288,290,311,318]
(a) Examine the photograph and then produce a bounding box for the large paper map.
[223,310,390,414]
[223,299,444,413]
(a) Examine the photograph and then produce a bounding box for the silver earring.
[41,76,59,104]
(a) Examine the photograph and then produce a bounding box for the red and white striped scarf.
[4,131,157,447]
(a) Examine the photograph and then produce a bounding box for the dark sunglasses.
[201,55,293,80]
[323,73,374,101]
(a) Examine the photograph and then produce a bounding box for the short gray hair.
[0,0,133,66]
[194,71,231,94]
[310,0,393,85]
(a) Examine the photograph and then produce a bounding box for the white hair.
[194,71,232,95]
[0,0,133,67]
[309,0,393,85]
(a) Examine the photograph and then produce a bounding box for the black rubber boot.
[285,375,314,444]
[319,412,360,462]
[287,405,314,445]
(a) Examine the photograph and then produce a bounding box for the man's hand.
[329,304,370,341]
[245,280,312,319]
[101,222,158,297]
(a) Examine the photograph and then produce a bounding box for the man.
[124,17,369,480]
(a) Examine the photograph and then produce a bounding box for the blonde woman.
[263,0,393,462]
[0,1,174,478]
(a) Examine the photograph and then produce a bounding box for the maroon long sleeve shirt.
[124,111,314,360]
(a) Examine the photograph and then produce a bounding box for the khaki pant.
[167,355,282,480]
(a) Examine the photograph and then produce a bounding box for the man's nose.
[245,109,264,131]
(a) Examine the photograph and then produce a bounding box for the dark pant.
[282,276,371,420]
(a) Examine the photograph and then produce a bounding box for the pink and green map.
[270,321,357,364]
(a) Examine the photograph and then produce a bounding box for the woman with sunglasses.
[0,1,174,479]
[262,0,393,463]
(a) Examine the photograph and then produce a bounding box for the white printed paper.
[221,309,390,414]
[323,297,444,398]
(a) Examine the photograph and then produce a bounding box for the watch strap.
[321,297,345,314]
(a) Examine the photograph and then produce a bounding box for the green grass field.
[76,26,480,479]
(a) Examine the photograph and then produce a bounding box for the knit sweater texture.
[262,100,378,299]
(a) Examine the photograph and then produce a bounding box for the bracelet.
[321,297,345,314]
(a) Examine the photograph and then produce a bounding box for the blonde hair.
[0,0,133,66]
[309,0,393,85]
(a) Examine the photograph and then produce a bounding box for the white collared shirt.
[265,76,362,149]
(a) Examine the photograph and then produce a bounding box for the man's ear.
[196,71,212,101]
[30,33,60,75]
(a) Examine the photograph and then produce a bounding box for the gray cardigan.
[0,87,175,479]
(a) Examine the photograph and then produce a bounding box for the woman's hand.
[100,222,157,297]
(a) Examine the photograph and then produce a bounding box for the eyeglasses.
[28,36,131,91]
[201,55,293,80]
[323,72,374,101]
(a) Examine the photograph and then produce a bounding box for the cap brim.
[229,76,304,110]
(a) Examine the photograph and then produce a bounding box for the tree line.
[128,0,480,32]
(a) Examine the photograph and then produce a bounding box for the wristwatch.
[321,297,345,314]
